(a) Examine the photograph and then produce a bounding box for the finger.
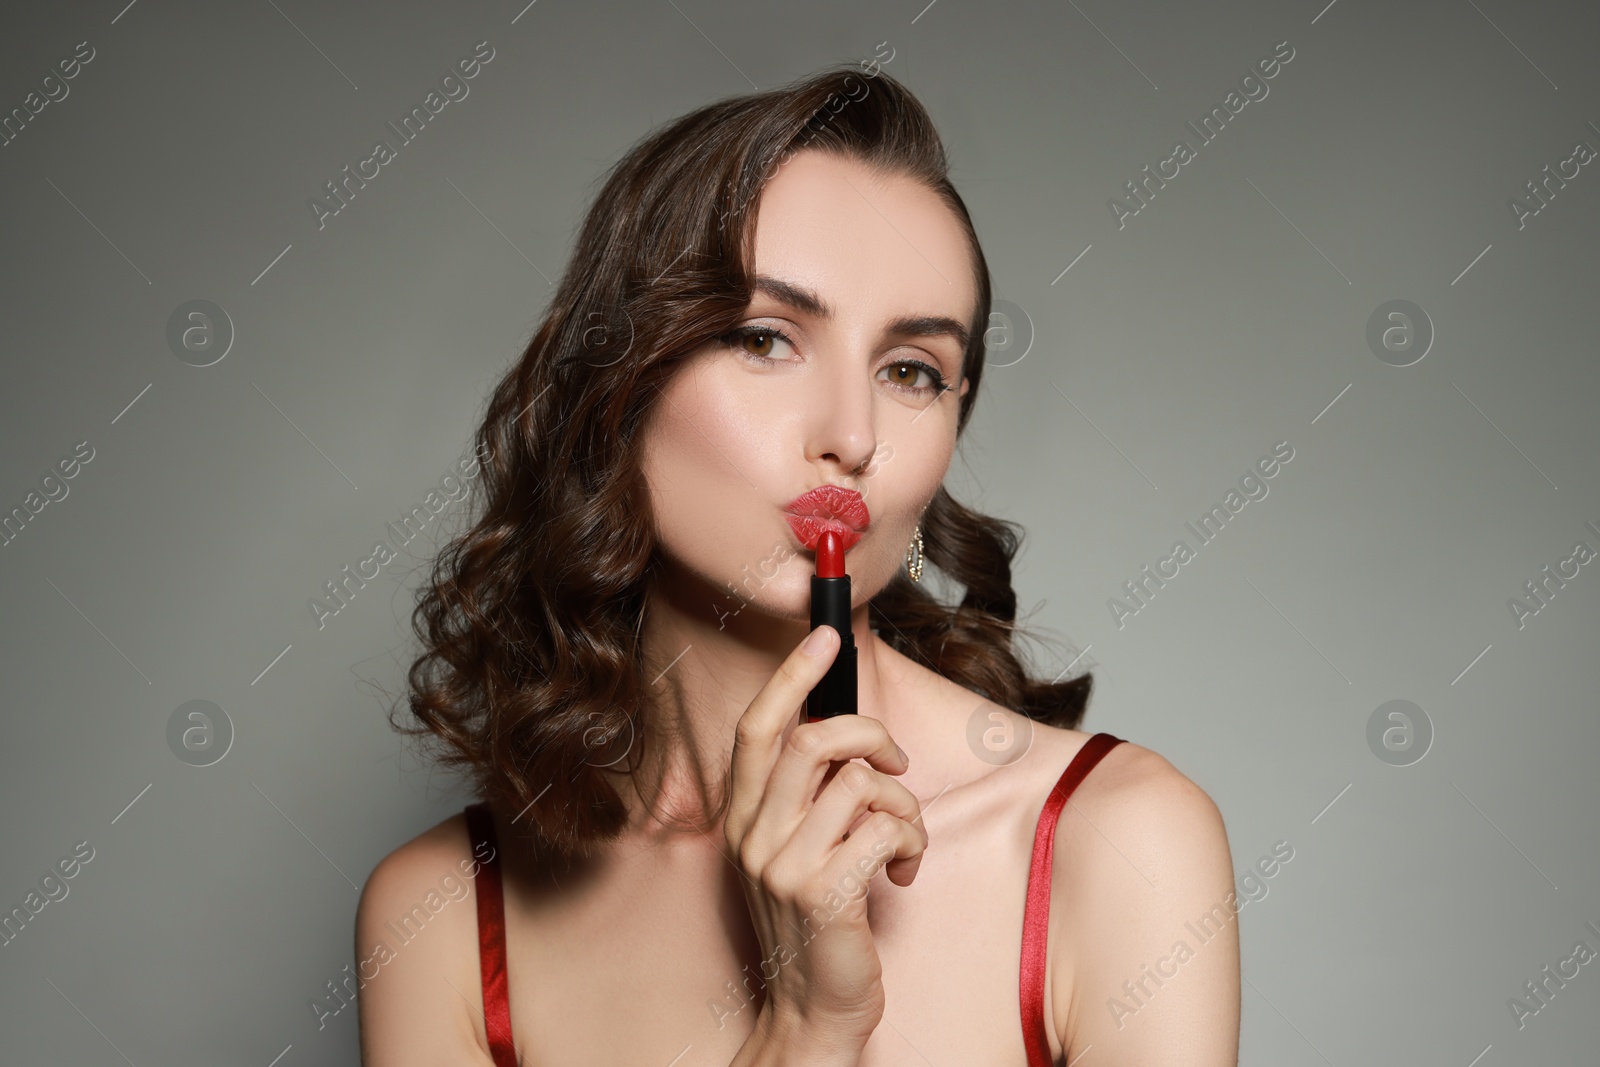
[803,810,928,906]
[727,626,839,835]
[785,761,924,865]
[755,717,910,835]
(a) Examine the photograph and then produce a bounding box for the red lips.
[784,484,870,552]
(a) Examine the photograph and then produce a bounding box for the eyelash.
[717,325,953,399]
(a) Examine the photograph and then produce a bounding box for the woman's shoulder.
[355,809,498,1062]
[361,809,481,908]
[1051,726,1210,811]
[992,705,1221,848]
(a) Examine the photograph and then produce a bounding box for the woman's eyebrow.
[749,273,970,351]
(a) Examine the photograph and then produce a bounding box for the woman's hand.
[724,624,929,1060]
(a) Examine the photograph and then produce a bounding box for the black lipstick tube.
[806,571,857,721]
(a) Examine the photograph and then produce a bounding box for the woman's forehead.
[745,153,976,332]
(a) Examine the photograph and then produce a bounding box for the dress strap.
[464,802,520,1067]
[1019,732,1125,1067]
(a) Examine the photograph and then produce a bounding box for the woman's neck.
[613,566,888,839]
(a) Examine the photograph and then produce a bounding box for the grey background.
[2,0,1597,1063]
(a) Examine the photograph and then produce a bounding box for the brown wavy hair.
[396,62,1094,859]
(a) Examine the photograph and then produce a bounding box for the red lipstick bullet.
[806,529,856,722]
[815,527,845,578]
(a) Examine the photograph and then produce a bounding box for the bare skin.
[356,633,1236,1065]
[356,150,1239,1064]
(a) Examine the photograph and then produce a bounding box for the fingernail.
[802,626,831,655]
[896,744,908,765]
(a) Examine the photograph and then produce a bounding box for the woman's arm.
[1053,745,1241,1066]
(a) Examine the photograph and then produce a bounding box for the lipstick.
[806,529,857,722]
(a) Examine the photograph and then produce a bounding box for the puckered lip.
[783,484,870,553]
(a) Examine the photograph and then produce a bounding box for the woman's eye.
[720,326,795,361]
[882,362,929,389]
[879,360,949,396]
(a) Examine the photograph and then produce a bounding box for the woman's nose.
[805,358,878,475]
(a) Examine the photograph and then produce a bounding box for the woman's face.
[640,149,976,626]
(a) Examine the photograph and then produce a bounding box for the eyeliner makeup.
[806,529,857,722]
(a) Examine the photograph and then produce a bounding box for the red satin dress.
[463,731,1125,1067]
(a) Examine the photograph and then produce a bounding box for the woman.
[356,64,1240,1066]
